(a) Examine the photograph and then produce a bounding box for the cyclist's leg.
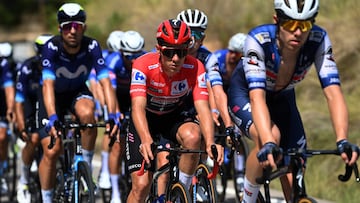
[98,132,111,189]
[18,131,40,202]
[176,122,201,190]
[74,95,96,170]
[272,91,307,202]
[126,118,153,202]
[38,131,62,203]
[156,137,171,197]
[109,140,121,201]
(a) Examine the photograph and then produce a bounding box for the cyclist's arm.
[323,85,359,164]
[131,95,154,163]
[5,85,15,122]
[207,81,220,126]
[43,79,56,117]
[99,77,117,114]
[212,84,233,128]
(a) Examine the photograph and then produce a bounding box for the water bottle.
[224,147,230,165]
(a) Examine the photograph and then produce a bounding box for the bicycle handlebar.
[44,118,106,149]
[256,148,360,184]
[136,143,220,179]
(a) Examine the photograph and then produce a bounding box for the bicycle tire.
[119,176,131,203]
[53,158,66,203]
[2,139,17,202]
[233,136,250,203]
[28,171,42,202]
[74,161,95,203]
[296,197,317,203]
[168,182,191,203]
[193,163,218,203]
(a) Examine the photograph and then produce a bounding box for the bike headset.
[228,33,247,54]
[120,30,145,53]
[156,19,191,48]
[274,0,319,21]
[34,34,53,56]
[107,30,124,52]
[57,3,86,29]
[0,42,13,58]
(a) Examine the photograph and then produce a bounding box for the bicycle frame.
[256,148,360,203]
[137,143,219,202]
[47,118,106,203]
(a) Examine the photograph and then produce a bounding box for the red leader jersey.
[130,52,208,115]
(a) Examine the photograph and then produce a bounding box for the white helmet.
[106,30,124,52]
[120,30,145,53]
[228,33,247,53]
[0,42,12,58]
[274,0,319,20]
[177,9,208,30]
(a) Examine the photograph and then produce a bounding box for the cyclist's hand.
[45,114,61,138]
[211,109,221,127]
[207,143,224,165]
[337,139,360,165]
[257,142,282,169]
[18,129,29,142]
[107,112,121,138]
[139,141,154,165]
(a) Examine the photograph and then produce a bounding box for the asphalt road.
[0,146,334,203]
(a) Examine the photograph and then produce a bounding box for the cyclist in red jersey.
[126,19,224,203]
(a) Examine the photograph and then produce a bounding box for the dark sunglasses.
[191,30,205,40]
[160,47,188,58]
[123,52,143,61]
[60,21,85,33]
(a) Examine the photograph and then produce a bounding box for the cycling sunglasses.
[280,19,313,32]
[191,30,205,40]
[160,47,188,58]
[122,52,143,61]
[60,21,85,33]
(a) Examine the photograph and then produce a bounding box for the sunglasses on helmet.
[191,30,205,40]
[159,46,188,58]
[279,19,313,32]
[122,51,143,61]
[60,21,85,33]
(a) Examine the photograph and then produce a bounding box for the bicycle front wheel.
[74,161,95,203]
[193,163,218,203]
[168,182,191,203]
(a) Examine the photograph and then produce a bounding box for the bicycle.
[137,142,219,203]
[255,147,360,203]
[100,113,131,203]
[213,125,250,203]
[45,116,106,203]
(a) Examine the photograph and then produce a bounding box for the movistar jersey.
[15,56,41,103]
[41,35,109,93]
[0,58,14,89]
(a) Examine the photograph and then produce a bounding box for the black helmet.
[57,3,86,24]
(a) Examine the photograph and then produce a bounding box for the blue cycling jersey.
[196,46,223,87]
[243,24,340,92]
[0,57,14,88]
[15,56,41,103]
[41,35,109,93]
